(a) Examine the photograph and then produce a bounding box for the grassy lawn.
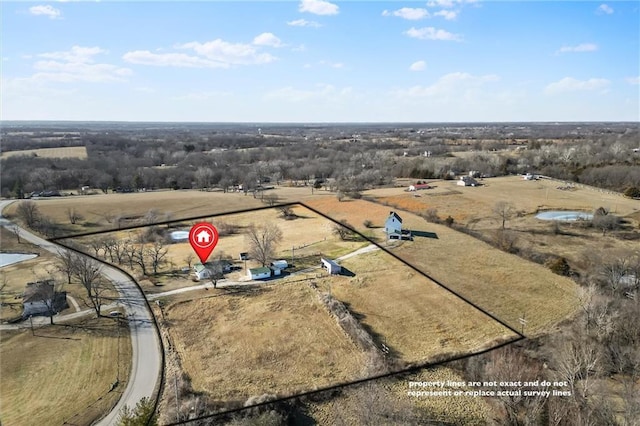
[0,316,131,426]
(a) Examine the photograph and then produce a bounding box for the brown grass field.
[313,250,515,363]
[367,175,640,225]
[0,317,131,426]
[306,367,491,425]
[305,198,580,335]
[162,282,367,402]
[0,146,88,160]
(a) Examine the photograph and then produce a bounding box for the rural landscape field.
[2,119,639,425]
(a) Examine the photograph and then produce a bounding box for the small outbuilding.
[457,176,479,187]
[408,183,431,191]
[248,267,272,280]
[271,260,289,270]
[321,258,342,275]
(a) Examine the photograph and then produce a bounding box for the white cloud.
[124,38,278,68]
[178,39,276,65]
[382,7,430,20]
[392,72,499,98]
[544,77,610,95]
[427,0,476,8]
[434,10,458,20]
[556,43,598,54]
[409,60,427,71]
[264,84,353,103]
[171,91,233,101]
[22,46,132,83]
[253,33,283,48]
[626,76,640,85]
[134,87,155,93]
[319,60,344,69]
[287,19,322,28]
[404,27,462,41]
[597,4,614,14]
[299,0,339,16]
[123,51,228,68]
[427,0,455,7]
[39,46,106,63]
[29,5,62,19]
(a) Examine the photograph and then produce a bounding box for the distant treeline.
[1,123,638,197]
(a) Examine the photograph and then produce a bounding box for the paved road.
[0,200,161,425]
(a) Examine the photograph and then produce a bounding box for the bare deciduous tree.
[493,201,515,230]
[246,223,283,267]
[148,242,168,275]
[72,255,105,317]
[66,207,83,225]
[55,250,76,284]
[16,201,40,229]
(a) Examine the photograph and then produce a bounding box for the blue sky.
[2,0,638,122]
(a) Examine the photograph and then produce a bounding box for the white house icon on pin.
[196,230,211,244]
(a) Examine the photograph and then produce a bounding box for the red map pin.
[188,222,219,264]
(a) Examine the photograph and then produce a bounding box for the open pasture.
[314,249,516,363]
[0,316,131,426]
[0,146,88,160]
[161,282,367,402]
[367,176,640,225]
[305,198,581,335]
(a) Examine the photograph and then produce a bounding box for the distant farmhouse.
[457,176,479,187]
[408,182,431,191]
[385,211,412,240]
[22,280,67,318]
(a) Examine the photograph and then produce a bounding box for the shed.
[321,258,341,275]
[248,267,271,280]
[271,260,288,270]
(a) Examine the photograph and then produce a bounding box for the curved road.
[0,200,161,425]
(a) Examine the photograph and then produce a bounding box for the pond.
[535,211,593,221]
[0,253,38,268]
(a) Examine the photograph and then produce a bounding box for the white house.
[248,267,271,280]
[385,211,403,237]
[193,263,212,281]
[22,280,67,318]
[457,176,479,187]
[321,258,341,274]
[193,261,231,281]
